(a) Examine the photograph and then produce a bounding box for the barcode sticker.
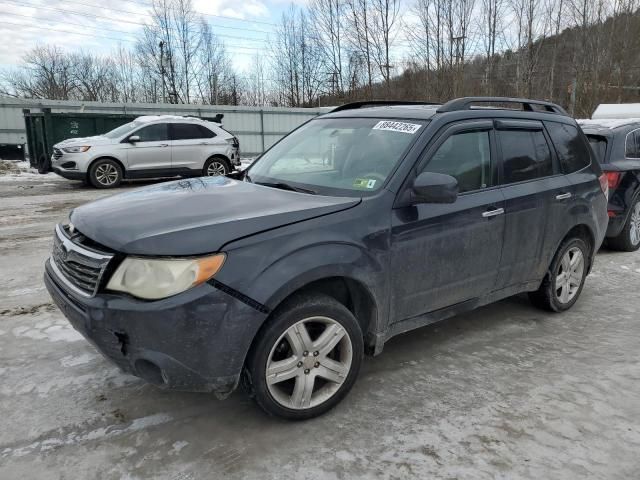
[373,121,422,134]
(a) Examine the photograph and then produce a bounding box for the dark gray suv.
[44,97,608,420]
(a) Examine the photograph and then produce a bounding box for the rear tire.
[89,159,122,189]
[529,237,589,312]
[607,197,640,252]
[37,154,50,174]
[202,156,230,176]
[245,294,363,420]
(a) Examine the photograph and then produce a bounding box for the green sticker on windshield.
[353,178,377,189]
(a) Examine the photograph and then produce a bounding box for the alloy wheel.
[265,316,353,410]
[206,161,227,176]
[555,246,585,304]
[95,163,119,186]
[630,202,640,246]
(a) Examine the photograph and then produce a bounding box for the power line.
[1,0,274,34]
[1,10,270,44]
[0,19,136,43]
[0,18,276,58]
[114,0,278,26]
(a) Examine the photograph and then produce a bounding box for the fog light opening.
[135,359,167,386]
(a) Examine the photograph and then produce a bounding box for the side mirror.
[128,135,140,143]
[411,172,458,204]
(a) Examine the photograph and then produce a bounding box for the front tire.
[89,159,122,189]
[203,156,230,176]
[246,294,363,420]
[529,237,589,312]
[608,197,640,252]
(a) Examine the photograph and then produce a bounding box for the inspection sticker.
[353,178,377,189]
[373,120,422,134]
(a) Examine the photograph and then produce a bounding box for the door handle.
[556,192,572,200]
[159,144,169,147]
[482,207,505,218]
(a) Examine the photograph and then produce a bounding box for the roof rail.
[436,97,568,116]
[330,100,440,113]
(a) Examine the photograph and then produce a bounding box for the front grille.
[53,148,63,160]
[51,224,114,297]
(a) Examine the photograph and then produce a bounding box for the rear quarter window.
[625,129,640,158]
[545,122,591,173]
[586,135,608,163]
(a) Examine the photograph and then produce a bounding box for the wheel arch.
[550,224,596,276]
[247,274,380,362]
[87,156,126,177]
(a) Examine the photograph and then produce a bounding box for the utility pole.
[451,35,466,96]
[159,41,166,104]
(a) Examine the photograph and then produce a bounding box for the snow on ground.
[239,157,256,171]
[0,160,63,182]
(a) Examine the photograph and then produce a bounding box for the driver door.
[125,123,171,173]
[390,121,506,321]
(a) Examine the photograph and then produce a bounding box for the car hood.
[70,176,360,255]
[55,135,113,147]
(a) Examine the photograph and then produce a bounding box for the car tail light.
[604,171,622,190]
[598,173,609,198]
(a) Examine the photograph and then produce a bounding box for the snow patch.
[170,440,189,455]
[578,118,640,129]
[592,103,640,120]
[60,352,98,368]
[12,318,83,343]
[1,413,174,458]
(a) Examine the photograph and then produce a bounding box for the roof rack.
[330,100,440,113]
[437,97,568,116]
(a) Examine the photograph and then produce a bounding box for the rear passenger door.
[495,120,571,289]
[390,121,505,319]
[170,123,217,171]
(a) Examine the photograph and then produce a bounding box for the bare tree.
[479,0,506,94]
[344,0,375,96]
[309,0,345,95]
[272,6,324,106]
[3,45,77,99]
[369,0,401,87]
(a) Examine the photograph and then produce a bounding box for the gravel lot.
[1,163,639,480]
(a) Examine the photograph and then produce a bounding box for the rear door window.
[498,130,553,184]
[546,122,592,172]
[171,123,214,140]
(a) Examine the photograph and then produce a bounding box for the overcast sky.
[0,0,306,73]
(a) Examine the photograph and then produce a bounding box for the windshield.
[587,135,608,163]
[104,121,142,139]
[247,117,425,196]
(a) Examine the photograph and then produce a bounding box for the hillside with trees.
[1,0,639,117]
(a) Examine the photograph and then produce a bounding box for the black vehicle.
[45,97,608,420]
[578,119,640,251]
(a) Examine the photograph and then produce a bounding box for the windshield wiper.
[256,181,316,195]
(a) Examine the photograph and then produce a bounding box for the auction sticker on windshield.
[373,120,422,134]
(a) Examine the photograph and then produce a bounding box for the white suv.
[51,115,240,188]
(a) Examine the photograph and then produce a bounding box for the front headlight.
[106,254,225,300]
[62,146,91,153]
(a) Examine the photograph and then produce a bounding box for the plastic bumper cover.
[44,259,268,396]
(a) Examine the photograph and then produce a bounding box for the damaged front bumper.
[44,259,268,397]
